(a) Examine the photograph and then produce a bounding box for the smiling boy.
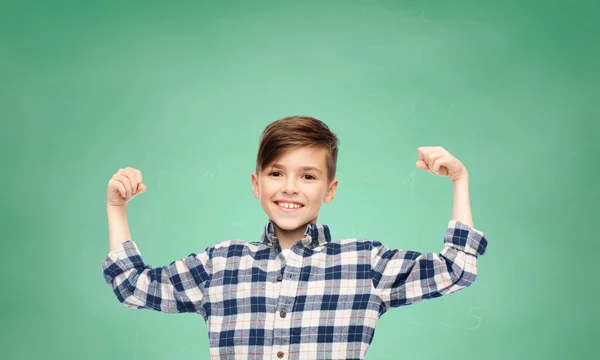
[252,146,337,251]
[102,115,488,360]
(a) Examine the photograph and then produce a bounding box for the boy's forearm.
[107,204,132,252]
[451,175,474,227]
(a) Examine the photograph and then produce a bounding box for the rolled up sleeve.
[371,220,488,311]
[101,240,213,316]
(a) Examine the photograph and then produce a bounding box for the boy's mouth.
[274,201,304,211]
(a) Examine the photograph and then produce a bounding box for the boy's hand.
[416,146,468,182]
[107,167,147,207]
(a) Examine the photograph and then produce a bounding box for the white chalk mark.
[465,307,484,330]
[178,344,190,355]
[402,171,418,193]
[410,101,417,119]
[199,170,215,187]
[448,101,457,113]
[435,305,454,329]
[428,102,438,116]
[436,320,452,328]
[418,12,430,23]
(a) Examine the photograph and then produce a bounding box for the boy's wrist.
[107,203,127,211]
[451,171,469,184]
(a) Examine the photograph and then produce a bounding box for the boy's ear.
[251,172,260,198]
[323,178,338,203]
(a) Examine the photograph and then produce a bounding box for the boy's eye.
[268,172,315,180]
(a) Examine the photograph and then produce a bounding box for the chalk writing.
[402,171,418,193]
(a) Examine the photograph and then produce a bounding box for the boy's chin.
[270,218,311,232]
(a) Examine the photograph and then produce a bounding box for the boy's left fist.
[416,146,468,182]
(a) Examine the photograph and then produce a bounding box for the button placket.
[273,244,305,358]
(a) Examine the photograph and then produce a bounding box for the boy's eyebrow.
[269,163,324,174]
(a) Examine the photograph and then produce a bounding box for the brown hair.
[256,116,339,182]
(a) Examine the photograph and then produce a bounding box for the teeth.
[278,202,302,209]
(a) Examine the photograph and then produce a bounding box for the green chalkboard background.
[1,0,597,359]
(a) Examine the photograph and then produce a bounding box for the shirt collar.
[261,220,331,249]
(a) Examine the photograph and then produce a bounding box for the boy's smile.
[251,146,338,248]
[274,201,304,211]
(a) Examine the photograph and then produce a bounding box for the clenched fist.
[415,146,468,182]
[107,167,147,207]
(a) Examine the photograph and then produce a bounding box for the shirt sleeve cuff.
[101,240,149,285]
[444,220,488,256]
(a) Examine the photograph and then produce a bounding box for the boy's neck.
[273,222,312,250]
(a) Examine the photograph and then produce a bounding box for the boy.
[102,116,488,360]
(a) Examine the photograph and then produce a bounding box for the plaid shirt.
[102,220,488,359]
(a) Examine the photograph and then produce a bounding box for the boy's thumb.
[139,184,147,193]
[415,160,429,170]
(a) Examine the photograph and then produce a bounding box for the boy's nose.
[282,179,299,194]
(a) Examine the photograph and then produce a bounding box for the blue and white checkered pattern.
[102,220,488,359]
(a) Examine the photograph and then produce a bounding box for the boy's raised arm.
[102,167,212,315]
[106,166,147,252]
[371,147,488,311]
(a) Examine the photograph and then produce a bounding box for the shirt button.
[280,310,286,318]
[276,274,283,281]
[277,351,284,358]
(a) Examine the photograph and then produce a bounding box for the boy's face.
[251,146,338,233]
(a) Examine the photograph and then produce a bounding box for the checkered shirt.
[102,220,488,359]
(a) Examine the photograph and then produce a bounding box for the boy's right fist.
[107,167,147,207]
